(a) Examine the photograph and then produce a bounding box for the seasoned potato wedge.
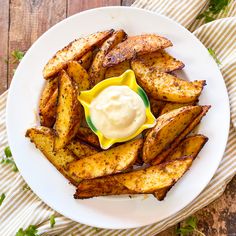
[105,60,130,79]
[67,61,91,90]
[39,78,58,127]
[67,138,99,159]
[43,29,114,79]
[132,50,184,73]
[143,106,202,163]
[68,139,143,181]
[114,156,194,193]
[131,61,205,103]
[54,70,82,150]
[74,176,135,199]
[76,127,100,148]
[89,30,127,85]
[152,106,210,165]
[25,127,79,185]
[78,51,93,70]
[149,99,166,117]
[153,187,172,201]
[160,101,195,116]
[103,34,172,67]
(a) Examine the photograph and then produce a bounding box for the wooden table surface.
[0,0,235,235]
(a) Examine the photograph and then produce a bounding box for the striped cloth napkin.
[0,0,235,235]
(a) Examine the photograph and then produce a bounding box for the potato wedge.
[68,139,143,182]
[114,156,194,193]
[74,176,135,199]
[132,50,184,73]
[78,51,93,70]
[105,60,130,79]
[143,106,203,163]
[153,187,172,201]
[25,127,79,185]
[89,30,127,85]
[39,78,58,127]
[151,106,210,165]
[67,138,99,159]
[67,61,91,90]
[43,29,114,79]
[54,70,82,150]
[131,61,205,103]
[76,127,100,148]
[103,34,172,67]
[149,99,166,117]
[160,101,195,116]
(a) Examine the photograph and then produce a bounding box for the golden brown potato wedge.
[143,106,203,163]
[67,61,91,90]
[68,139,143,182]
[25,127,79,185]
[105,60,130,79]
[103,34,172,67]
[67,138,99,159]
[89,30,127,85]
[43,29,114,79]
[114,156,194,193]
[74,176,135,199]
[153,187,172,201]
[131,61,205,103]
[54,70,82,150]
[151,106,210,165]
[76,127,100,149]
[39,77,58,127]
[160,101,195,116]
[149,99,166,118]
[132,50,184,73]
[78,51,93,70]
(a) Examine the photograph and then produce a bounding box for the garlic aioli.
[90,86,146,139]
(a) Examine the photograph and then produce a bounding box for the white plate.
[6,7,230,229]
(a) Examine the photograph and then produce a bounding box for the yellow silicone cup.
[78,69,156,149]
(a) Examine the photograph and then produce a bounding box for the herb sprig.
[16,225,39,236]
[1,146,18,172]
[0,193,5,206]
[11,50,25,63]
[50,215,56,228]
[208,48,221,65]
[176,216,205,236]
[197,0,232,23]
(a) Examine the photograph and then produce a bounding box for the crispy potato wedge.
[67,138,99,159]
[68,139,143,181]
[67,61,91,90]
[160,101,195,116]
[89,30,127,85]
[76,127,100,148]
[151,106,210,165]
[78,51,93,70]
[132,50,184,73]
[39,78,58,127]
[131,61,205,103]
[103,34,172,67]
[54,70,82,150]
[114,156,194,193]
[143,106,203,163]
[149,99,166,118]
[25,127,79,185]
[105,60,130,79]
[74,176,135,199]
[43,29,114,79]
[153,135,208,200]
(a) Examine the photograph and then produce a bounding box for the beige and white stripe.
[0,0,235,235]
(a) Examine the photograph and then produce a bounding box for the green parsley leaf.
[50,214,56,228]
[0,193,6,206]
[176,226,194,235]
[186,216,197,229]
[22,184,30,191]
[208,48,221,65]
[1,146,18,172]
[11,50,24,63]
[4,146,12,157]
[16,225,39,236]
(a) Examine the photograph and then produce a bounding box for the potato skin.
[43,29,114,79]
[143,106,203,163]
[131,61,206,103]
[54,70,82,150]
[68,139,143,180]
[103,34,172,67]
[78,51,93,70]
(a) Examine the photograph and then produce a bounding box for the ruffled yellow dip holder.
[78,70,156,149]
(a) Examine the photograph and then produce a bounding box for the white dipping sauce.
[90,85,146,139]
